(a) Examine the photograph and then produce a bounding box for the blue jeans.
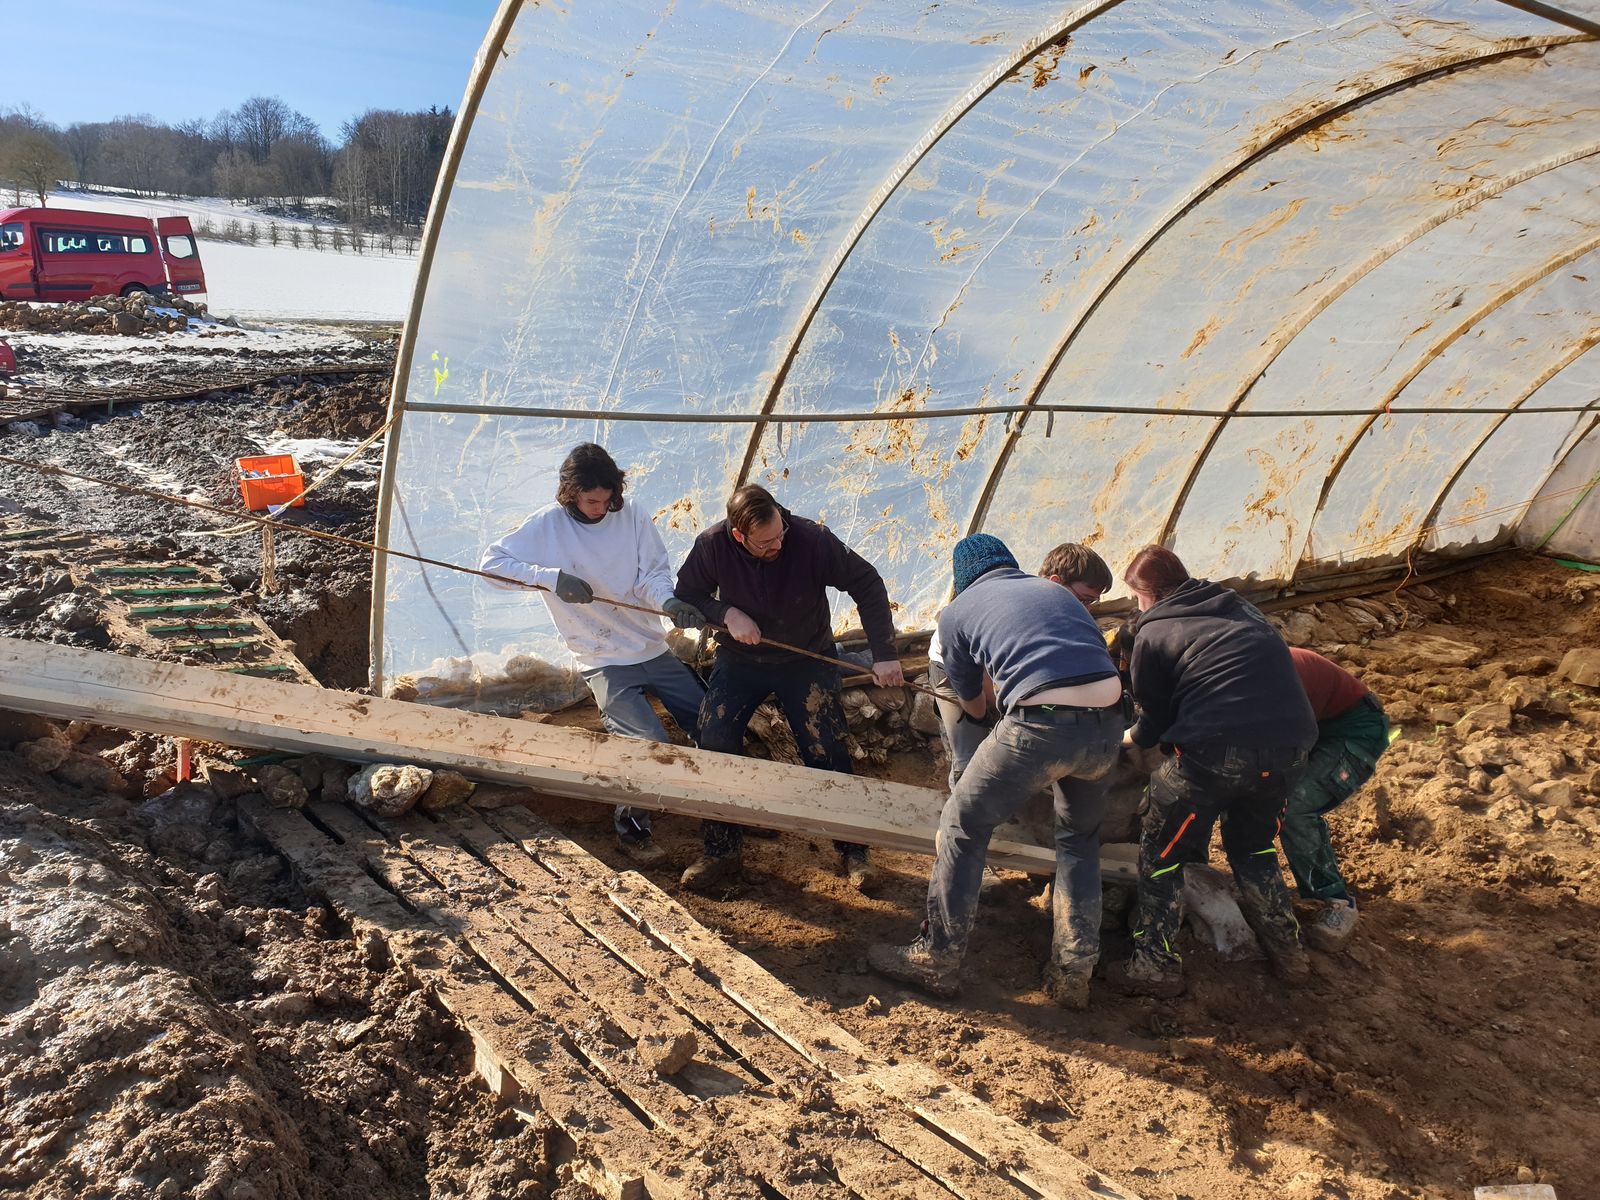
[582,650,706,842]
[696,653,858,858]
[926,705,1121,970]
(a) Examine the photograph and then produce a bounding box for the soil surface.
[3,338,1597,1199]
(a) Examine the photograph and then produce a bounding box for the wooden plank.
[0,638,1129,880]
[303,801,852,1200]
[578,850,1142,1200]
[235,797,668,1200]
[473,806,1040,1200]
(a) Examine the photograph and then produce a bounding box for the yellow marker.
[431,350,450,396]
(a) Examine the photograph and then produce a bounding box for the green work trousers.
[1280,695,1390,904]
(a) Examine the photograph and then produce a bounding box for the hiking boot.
[867,937,960,998]
[1263,938,1312,985]
[618,836,667,868]
[1041,961,1092,1010]
[1304,898,1358,952]
[680,852,741,893]
[843,847,880,892]
[1106,954,1185,998]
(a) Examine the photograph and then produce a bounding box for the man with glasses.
[673,483,903,892]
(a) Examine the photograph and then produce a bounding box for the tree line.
[0,98,453,235]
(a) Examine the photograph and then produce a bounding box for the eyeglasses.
[1068,582,1106,605]
[741,520,789,553]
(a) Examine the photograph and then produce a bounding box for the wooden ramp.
[0,638,1134,880]
[240,794,1141,1200]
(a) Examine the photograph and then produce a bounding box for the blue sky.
[7,0,503,139]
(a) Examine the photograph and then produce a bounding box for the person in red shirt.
[1284,648,1392,949]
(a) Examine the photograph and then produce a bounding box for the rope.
[0,452,938,700]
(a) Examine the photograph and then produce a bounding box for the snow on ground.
[39,189,416,323]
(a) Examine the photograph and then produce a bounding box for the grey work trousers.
[928,659,997,789]
[581,650,706,842]
[926,704,1120,972]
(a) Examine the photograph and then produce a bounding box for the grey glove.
[554,570,594,604]
[662,597,706,630]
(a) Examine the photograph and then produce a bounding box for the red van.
[0,208,208,302]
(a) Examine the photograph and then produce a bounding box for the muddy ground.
[2,358,1598,1199]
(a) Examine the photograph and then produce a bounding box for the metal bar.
[1490,0,1600,38]
[370,0,525,701]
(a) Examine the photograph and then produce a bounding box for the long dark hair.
[1123,545,1190,601]
[555,443,625,511]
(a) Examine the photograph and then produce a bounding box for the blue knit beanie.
[952,533,1019,595]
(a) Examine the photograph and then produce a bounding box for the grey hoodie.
[1128,578,1317,752]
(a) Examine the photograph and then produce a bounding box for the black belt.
[1014,701,1119,719]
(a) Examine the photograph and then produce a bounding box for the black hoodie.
[1127,578,1316,752]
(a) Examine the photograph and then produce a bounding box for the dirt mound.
[0,732,552,1200]
[0,291,213,338]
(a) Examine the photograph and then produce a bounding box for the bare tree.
[61,123,102,183]
[0,131,69,205]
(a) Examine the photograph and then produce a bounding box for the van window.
[43,231,96,254]
[95,235,126,254]
[128,236,151,254]
[0,222,23,251]
[163,234,197,260]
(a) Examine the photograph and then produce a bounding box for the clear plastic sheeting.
[376,0,1600,702]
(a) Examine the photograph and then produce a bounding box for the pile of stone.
[0,290,217,337]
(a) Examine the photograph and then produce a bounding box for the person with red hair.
[1113,545,1318,996]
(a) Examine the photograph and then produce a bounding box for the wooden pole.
[0,639,1133,881]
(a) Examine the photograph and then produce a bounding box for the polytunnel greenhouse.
[371,0,1600,706]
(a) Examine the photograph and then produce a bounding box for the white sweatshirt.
[480,501,679,670]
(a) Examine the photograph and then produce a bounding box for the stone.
[200,759,255,800]
[1414,777,1475,809]
[112,311,143,335]
[1501,678,1547,713]
[1535,805,1574,825]
[0,711,62,747]
[1485,796,1535,831]
[1385,698,1422,724]
[1371,631,1483,669]
[17,736,72,773]
[636,1028,698,1076]
[419,769,475,812]
[254,764,308,810]
[1528,779,1576,808]
[319,762,354,800]
[53,752,133,796]
[1557,647,1600,688]
[909,689,942,737]
[1455,703,1513,737]
[1467,768,1493,794]
[348,763,433,816]
[293,754,334,788]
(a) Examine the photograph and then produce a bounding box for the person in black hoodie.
[673,483,903,892]
[1111,545,1318,997]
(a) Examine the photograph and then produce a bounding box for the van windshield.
[0,223,24,252]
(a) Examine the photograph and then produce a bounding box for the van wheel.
[120,284,151,298]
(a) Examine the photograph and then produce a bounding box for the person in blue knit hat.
[868,533,1122,1008]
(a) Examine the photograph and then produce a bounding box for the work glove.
[553,570,594,604]
[662,597,706,630]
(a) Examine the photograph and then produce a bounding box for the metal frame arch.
[1293,236,1600,579]
[959,34,1581,541]
[730,1,1126,488]
[1408,337,1600,559]
[370,0,522,696]
[1153,141,1600,549]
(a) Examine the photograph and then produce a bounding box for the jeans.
[928,660,997,789]
[582,650,706,843]
[1281,696,1389,903]
[925,705,1120,970]
[1133,741,1307,971]
[696,653,858,858]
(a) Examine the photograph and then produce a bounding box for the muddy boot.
[1106,953,1185,998]
[1236,875,1312,985]
[1304,898,1358,952]
[1041,960,1092,1010]
[680,852,741,893]
[843,846,879,892]
[867,936,960,998]
[619,835,667,868]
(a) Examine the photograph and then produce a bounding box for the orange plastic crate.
[237,454,306,511]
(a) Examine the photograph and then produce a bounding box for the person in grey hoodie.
[1112,545,1318,998]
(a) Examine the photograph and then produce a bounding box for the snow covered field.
[41,189,417,323]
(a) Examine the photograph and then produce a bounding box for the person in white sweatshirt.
[480,443,707,866]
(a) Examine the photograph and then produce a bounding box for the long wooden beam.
[0,638,1132,880]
